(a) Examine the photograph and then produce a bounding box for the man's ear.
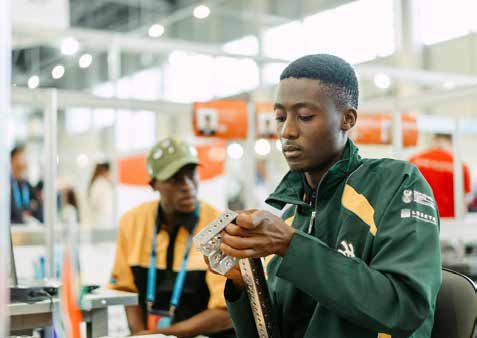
[341,107,357,131]
[149,179,160,191]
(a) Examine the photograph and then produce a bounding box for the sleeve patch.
[402,189,436,210]
[400,208,438,225]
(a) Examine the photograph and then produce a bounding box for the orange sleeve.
[464,164,471,193]
[108,214,138,293]
[205,270,227,309]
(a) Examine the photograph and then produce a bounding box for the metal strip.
[44,89,58,278]
[194,211,279,338]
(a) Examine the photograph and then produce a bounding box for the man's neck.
[11,173,22,181]
[160,206,177,233]
[304,147,345,188]
[160,205,195,234]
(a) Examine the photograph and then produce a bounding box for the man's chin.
[287,162,307,172]
[176,201,197,213]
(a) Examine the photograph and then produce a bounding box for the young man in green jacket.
[215,54,442,338]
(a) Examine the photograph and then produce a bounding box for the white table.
[8,289,138,338]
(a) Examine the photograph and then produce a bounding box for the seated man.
[109,137,233,337]
[212,54,442,338]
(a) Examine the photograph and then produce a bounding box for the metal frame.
[43,90,58,278]
[0,0,11,335]
[13,25,477,88]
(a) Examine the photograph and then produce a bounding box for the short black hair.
[10,144,25,159]
[280,54,359,109]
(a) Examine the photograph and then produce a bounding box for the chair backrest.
[431,268,477,338]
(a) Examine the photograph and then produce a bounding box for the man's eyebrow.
[291,102,320,110]
[273,102,321,111]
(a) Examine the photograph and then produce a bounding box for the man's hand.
[203,256,245,290]
[221,210,295,259]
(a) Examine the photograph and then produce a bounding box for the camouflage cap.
[146,137,199,181]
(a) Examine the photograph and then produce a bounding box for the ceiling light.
[255,139,271,156]
[227,143,243,160]
[193,5,210,19]
[79,53,93,68]
[443,81,456,90]
[76,154,89,168]
[51,65,65,79]
[148,24,165,38]
[28,75,39,89]
[61,38,80,56]
[374,73,391,89]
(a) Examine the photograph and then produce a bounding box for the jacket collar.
[266,138,362,209]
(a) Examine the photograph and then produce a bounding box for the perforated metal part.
[239,258,277,338]
[193,210,279,338]
[194,209,236,251]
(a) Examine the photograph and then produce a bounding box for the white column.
[44,90,58,279]
[108,42,121,228]
[244,102,257,209]
[394,0,423,96]
[0,0,11,335]
[391,109,403,160]
[453,119,465,220]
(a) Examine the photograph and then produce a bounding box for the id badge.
[147,309,173,330]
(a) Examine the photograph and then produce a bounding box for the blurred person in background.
[108,137,233,337]
[33,179,44,222]
[88,161,113,227]
[409,133,472,217]
[59,181,81,224]
[10,145,42,224]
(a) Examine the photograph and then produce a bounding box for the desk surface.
[8,288,138,316]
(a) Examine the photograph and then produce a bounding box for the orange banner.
[349,113,418,147]
[255,103,278,139]
[196,141,226,181]
[193,100,248,139]
[118,142,226,186]
[118,155,149,186]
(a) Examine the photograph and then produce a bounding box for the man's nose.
[280,116,299,140]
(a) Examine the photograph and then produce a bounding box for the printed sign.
[193,101,248,139]
[255,103,277,139]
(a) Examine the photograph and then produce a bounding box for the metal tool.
[194,210,279,338]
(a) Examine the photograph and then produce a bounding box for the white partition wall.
[0,0,11,335]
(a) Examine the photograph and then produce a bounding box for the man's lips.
[179,196,195,203]
[282,145,303,158]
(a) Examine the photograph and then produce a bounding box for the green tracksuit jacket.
[225,139,442,338]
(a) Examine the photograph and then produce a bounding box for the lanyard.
[146,203,200,312]
[12,179,30,209]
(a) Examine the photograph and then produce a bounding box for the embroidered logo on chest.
[337,240,355,258]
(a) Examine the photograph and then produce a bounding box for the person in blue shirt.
[10,145,41,224]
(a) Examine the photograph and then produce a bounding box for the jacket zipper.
[308,211,316,234]
[307,171,329,234]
